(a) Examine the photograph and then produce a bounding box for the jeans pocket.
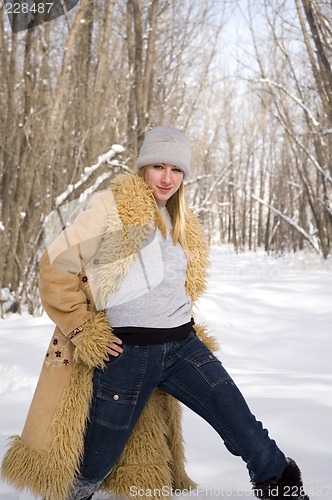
[94,384,139,430]
[104,344,126,366]
[177,334,231,388]
[187,350,230,387]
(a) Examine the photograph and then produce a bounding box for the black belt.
[113,318,195,346]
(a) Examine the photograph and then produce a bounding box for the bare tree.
[241,0,332,256]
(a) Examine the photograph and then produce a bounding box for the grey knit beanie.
[136,126,191,177]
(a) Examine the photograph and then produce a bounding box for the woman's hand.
[105,337,123,359]
[72,312,123,368]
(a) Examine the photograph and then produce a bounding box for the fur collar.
[87,172,208,309]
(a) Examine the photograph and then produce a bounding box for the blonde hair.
[138,168,190,256]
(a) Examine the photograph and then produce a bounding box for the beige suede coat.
[1,172,217,500]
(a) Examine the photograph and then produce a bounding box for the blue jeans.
[67,330,287,499]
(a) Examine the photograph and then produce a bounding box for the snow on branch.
[258,78,320,128]
[252,194,321,254]
[55,144,125,207]
[184,173,216,186]
[267,106,332,186]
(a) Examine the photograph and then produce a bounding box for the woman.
[1,127,309,500]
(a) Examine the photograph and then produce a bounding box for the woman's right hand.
[105,337,123,360]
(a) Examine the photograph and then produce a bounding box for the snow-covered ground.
[1,247,331,499]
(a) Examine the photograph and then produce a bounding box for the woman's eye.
[153,164,164,169]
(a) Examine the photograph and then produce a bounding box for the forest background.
[0,0,331,316]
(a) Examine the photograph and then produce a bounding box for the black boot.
[253,458,310,499]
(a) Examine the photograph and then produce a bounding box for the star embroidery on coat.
[55,350,62,358]
[53,338,58,345]
[82,276,88,283]
[63,359,69,365]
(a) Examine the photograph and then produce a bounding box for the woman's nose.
[161,167,172,183]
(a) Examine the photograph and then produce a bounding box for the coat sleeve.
[46,190,118,273]
[39,190,117,337]
[39,250,91,337]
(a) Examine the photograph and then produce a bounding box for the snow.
[0,247,331,499]
[55,144,125,207]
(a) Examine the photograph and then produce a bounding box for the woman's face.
[143,164,184,206]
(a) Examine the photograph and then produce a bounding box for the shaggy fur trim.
[91,174,157,310]
[195,322,220,353]
[185,210,209,302]
[163,393,197,491]
[72,311,116,368]
[1,362,93,500]
[111,172,157,228]
[253,458,309,500]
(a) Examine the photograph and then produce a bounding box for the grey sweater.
[105,207,191,329]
